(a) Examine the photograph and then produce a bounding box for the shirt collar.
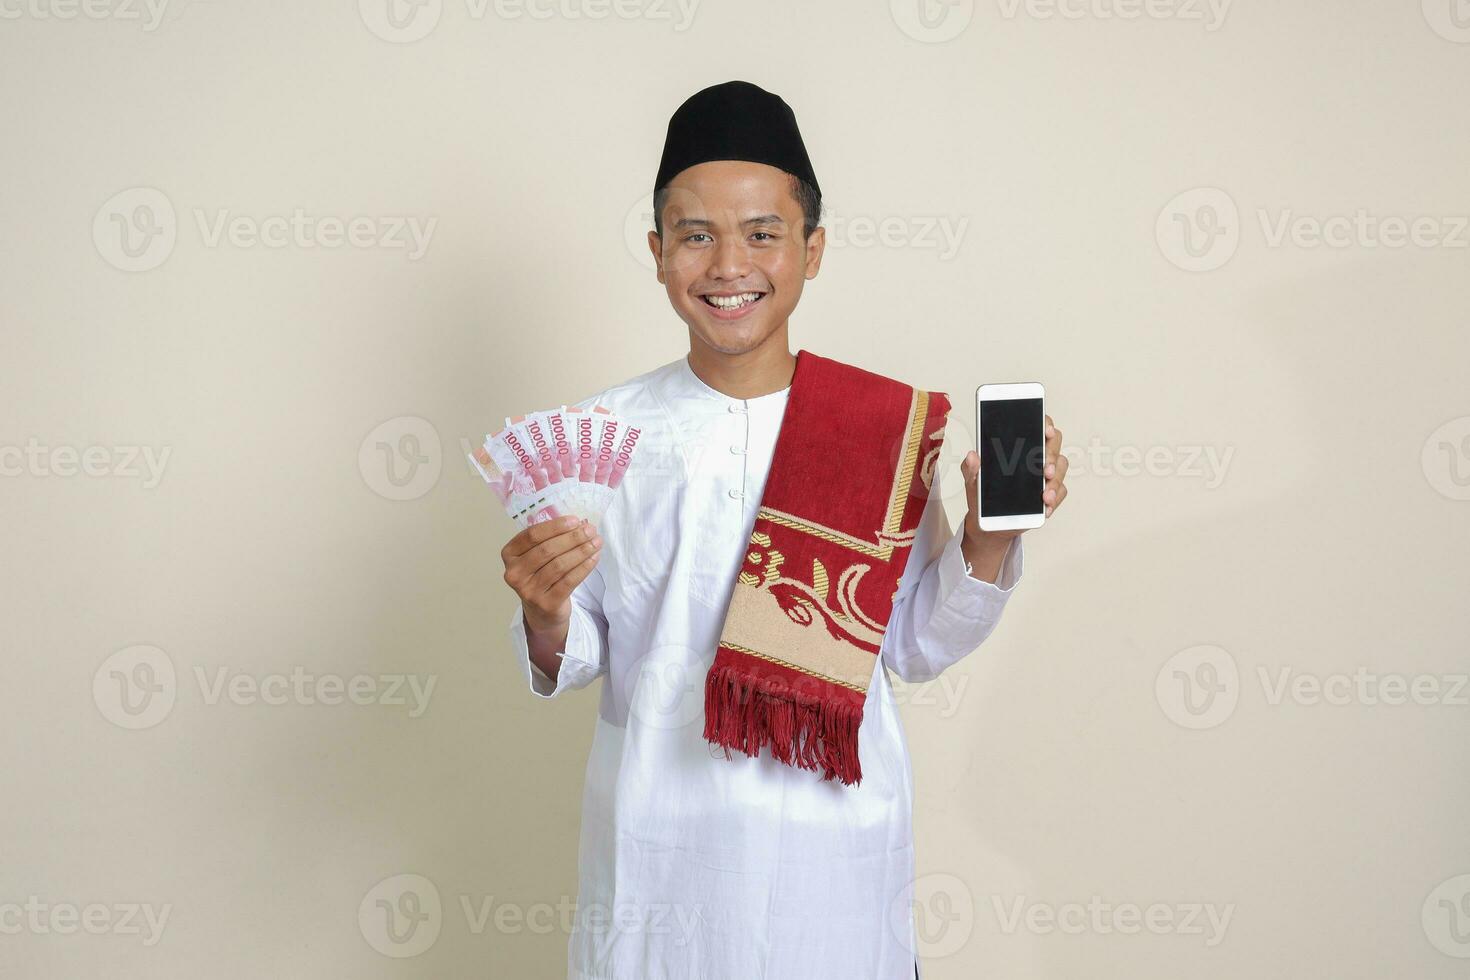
[673,353,791,406]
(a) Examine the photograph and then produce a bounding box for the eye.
[750,231,777,242]
[684,233,712,244]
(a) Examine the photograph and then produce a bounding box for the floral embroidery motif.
[738,530,888,653]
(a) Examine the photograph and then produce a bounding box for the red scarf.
[703,350,952,786]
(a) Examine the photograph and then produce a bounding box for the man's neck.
[686,331,797,400]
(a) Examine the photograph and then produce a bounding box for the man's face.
[649,160,825,357]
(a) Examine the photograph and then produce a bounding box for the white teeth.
[705,292,761,309]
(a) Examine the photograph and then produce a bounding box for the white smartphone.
[975,382,1046,531]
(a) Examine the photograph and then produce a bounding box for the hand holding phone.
[975,383,1047,532]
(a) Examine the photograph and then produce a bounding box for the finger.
[530,533,603,595]
[1046,482,1068,518]
[543,549,602,603]
[961,450,980,521]
[1045,449,1069,481]
[1044,415,1062,465]
[517,521,598,577]
[503,514,584,561]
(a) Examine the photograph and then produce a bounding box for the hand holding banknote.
[501,514,603,637]
[478,403,642,667]
[470,405,642,528]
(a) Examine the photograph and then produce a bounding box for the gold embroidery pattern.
[718,386,942,691]
[721,641,867,693]
[750,386,931,561]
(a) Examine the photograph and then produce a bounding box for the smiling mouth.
[700,291,767,314]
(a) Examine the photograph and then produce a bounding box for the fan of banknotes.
[470,406,642,529]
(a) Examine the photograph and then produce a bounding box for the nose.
[706,235,752,281]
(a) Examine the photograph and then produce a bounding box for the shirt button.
[729,445,746,455]
[728,488,744,499]
[728,404,747,414]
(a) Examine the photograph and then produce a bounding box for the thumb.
[961,450,980,518]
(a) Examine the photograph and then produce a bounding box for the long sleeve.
[507,564,611,698]
[880,461,1024,683]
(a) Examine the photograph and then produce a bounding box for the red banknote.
[470,405,641,529]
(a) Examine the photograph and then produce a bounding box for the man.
[500,80,1069,980]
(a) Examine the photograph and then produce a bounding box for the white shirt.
[508,354,1024,980]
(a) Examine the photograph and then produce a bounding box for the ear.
[803,225,826,280]
[647,230,665,284]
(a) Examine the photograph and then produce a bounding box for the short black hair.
[652,172,822,242]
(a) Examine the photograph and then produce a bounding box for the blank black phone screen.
[979,397,1044,517]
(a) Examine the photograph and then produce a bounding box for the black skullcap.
[653,80,821,198]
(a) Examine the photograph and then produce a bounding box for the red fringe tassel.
[702,660,864,787]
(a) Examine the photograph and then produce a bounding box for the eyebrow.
[672,214,787,229]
